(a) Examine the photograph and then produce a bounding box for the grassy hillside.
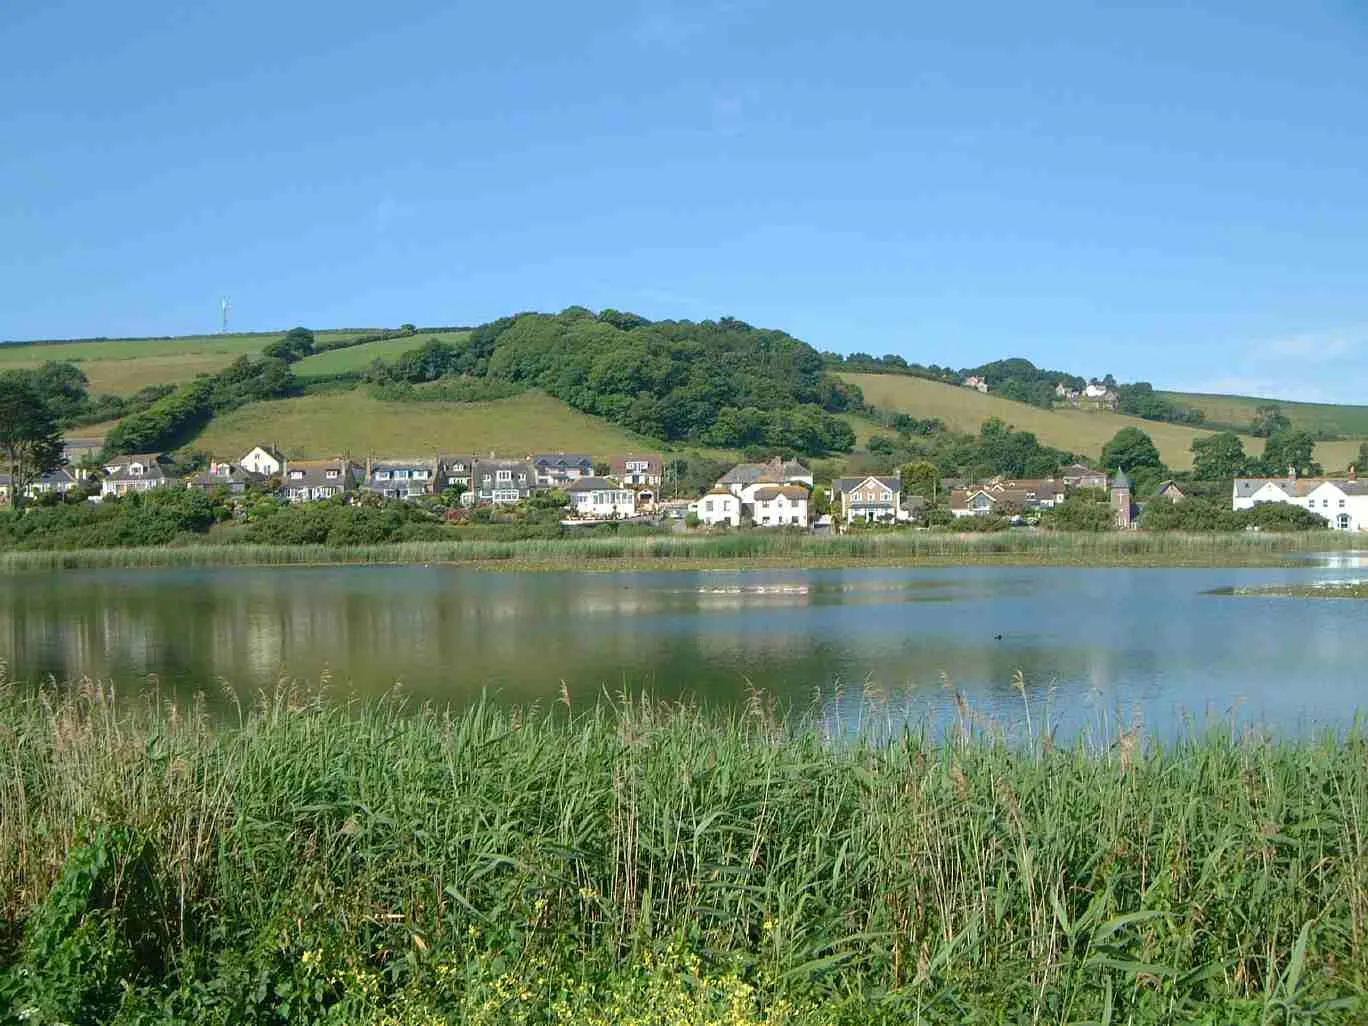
[293,332,468,378]
[1159,390,1368,438]
[848,372,1368,472]
[190,389,674,459]
[0,330,370,396]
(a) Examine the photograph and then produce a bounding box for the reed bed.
[1,682,1364,1024]
[0,529,1357,573]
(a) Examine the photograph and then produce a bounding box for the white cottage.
[696,487,742,527]
[1232,472,1368,531]
[566,477,637,519]
[240,445,284,477]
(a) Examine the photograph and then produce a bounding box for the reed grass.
[1,681,1364,1023]
[0,529,1358,573]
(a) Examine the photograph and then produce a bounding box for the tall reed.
[1,682,1364,1023]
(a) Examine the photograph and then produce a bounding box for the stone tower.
[1110,470,1133,529]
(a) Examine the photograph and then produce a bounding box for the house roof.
[720,458,811,486]
[610,454,663,472]
[533,452,593,467]
[243,444,282,459]
[566,476,624,492]
[705,485,736,498]
[283,470,352,491]
[832,476,900,495]
[751,485,809,501]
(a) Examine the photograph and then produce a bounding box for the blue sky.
[2,1,1366,401]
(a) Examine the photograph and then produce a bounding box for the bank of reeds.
[1,682,1364,1024]
[0,529,1358,573]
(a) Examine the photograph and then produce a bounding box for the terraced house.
[363,458,435,500]
[1233,470,1367,531]
[473,458,534,505]
[532,452,594,487]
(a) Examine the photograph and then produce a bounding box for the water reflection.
[0,565,1363,737]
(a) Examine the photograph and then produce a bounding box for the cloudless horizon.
[2,1,1366,401]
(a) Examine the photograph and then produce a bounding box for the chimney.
[1351,465,1358,482]
[1288,465,1297,481]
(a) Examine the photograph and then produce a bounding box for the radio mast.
[220,297,231,333]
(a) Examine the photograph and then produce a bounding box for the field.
[1160,389,1368,437]
[0,329,371,395]
[189,388,667,458]
[2,687,1364,1023]
[293,331,468,378]
[845,372,1364,471]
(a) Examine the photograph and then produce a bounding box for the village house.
[750,484,810,527]
[718,458,813,497]
[363,458,435,500]
[565,477,637,519]
[950,487,1032,518]
[832,475,903,524]
[1079,383,1120,411]
[281,458,358,503]
[990,478,1067,508]
[435,455,477,496]
[695,486,742,527]
[1154,480,1186,504]
[1233,469,1367,531]
[961,375,989,394]
[1054,382,1082,402]
[472,457,535,505]
[101,454,174,499]
[611,453,663,488]
[0,468,81,504]
[240,445,284,477]
[1058,463,1110,491]
[532,452,594,487]
[61,437,103,478]
[186,462,261,495]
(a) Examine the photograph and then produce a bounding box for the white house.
[832,476,902,524]
[101,454,173,499]
[1233,473,1368,531]
[566,477,637,519]
[696,487,742,527]
[240,445,283,477]
[750,485,809,527]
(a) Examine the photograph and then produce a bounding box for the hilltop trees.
[1101,427,1163,474]
[0,375,65,510]
[1250,404,1291,438]
[262,327,316,363]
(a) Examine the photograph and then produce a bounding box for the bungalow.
[240,445,284,477]
[186,462,261,495]
[532,452,594,487]
[750,485,810,527]
[832,475,902,524]
[29,467,79,499]
[696,487,742,527]
[364,458,435,500]
[950,487,1032,518]
[566,477,637,519]
[101,454,174,499]
[610,454,664,488]
[472,458,535,505]
[1059,463,1109,491]
[282,459,358,503]
[1233,471,1367,531]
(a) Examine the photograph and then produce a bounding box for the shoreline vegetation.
[0,529,1361,573]
[1218,581,1368,599]
[2,685,1364,1023]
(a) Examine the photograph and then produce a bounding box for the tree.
[1260,430,1321,477]
[0,376,65,510]
[593,460,610,476]
[900,460,940,504]
[1190,432,1247,480]
[1250,404,1291,438]
[1101,427,1163,474]
[1045,488,1113,531]
[262,327,315,363]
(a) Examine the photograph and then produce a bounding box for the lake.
[1,561,1364,738]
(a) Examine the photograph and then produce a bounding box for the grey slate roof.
[566,476,622,492]
[833,476,900,495]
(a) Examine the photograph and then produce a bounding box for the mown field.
[845,372,1365,471]
[189,388,667,459]
[2,688,1363,1024]
[1160,389,1368,438]
[0,330,372,395]
[293,331,469,378]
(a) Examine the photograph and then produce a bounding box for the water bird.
[993,634,1003,640]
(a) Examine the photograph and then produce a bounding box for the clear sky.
[2,1,1366,401]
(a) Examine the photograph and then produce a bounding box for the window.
[704,500,714,512]
[375,471,390,480]
[395,470,409,479]
[1338,514,1351,529]
[497,470,512,482]
[1339,499,1346,507]
[518,473,528,483]
[325,470,339,479]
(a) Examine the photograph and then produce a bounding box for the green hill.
[844,372,1364,472]
[1157,390,1368,438]
[293,332,468,378]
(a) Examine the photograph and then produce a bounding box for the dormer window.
[289,470,304,479]
[325,469,339,480]
[375,470,391,480]
[497,470,512,482]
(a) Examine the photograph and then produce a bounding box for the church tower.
[1110,470,1133,529]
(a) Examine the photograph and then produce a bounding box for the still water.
[1,561,1364,737]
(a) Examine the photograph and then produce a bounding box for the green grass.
[0,330,372,395]
[293,332,469,378]
[1,685,1364,1024]
[0,529,1356,572]
[188,388,667,459]
[844,372,1366,472]
[1160,390,1368,438]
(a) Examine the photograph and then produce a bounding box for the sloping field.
[1159,390,1368,438]
[293,332,468,378]
[190,389,667,459]
[0,330,371,395]
[847,373,1366,472]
